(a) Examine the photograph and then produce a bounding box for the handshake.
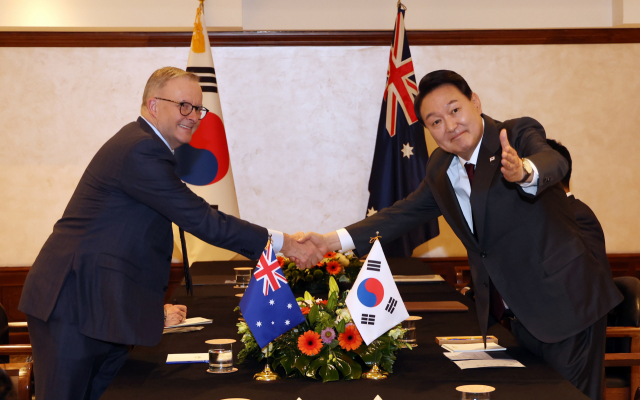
[280,231,343,269]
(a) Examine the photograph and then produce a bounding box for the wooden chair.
[1,362,33,400]
[605,276,640,400]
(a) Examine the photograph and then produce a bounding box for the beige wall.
[0,0,619,30]
[0,43,638,266]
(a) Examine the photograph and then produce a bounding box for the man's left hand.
[164,304,187,327]
[499,129,526,182]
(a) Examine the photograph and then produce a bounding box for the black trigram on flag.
[361,313,376,325]
[367,259,381,272]
[385,297,398,314]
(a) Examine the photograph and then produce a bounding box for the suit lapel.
[431,152,479,252]
[470,115,502,245]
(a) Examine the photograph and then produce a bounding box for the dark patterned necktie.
[465,162,505,321]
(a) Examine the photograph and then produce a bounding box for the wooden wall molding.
[2,28,640,47]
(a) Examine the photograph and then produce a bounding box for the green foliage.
[282,251,363,293]
[236,282,409,382]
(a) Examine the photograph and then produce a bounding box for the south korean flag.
[346,239,409,345]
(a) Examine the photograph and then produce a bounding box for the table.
[103,261,588,400]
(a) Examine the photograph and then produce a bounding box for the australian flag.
[366,4,439,257]
[239,241,305,348]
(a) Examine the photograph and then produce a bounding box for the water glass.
[206,339,236,373]
[400,316,422,346]
[234,267,253,288]
[457,385,495,399]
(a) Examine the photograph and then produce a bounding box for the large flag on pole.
[239,241,306,348]
[173,2,241,263]
[345,239,409,345]
[366,3,439,257]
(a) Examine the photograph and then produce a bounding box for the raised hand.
[281,232,324,269]
[499,129,526,182]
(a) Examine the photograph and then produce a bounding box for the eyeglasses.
[154,97,209,120]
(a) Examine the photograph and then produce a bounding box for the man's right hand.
[281,232,324,269]
[297,231,341,258]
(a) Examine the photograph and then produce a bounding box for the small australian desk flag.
[239,241,305,348]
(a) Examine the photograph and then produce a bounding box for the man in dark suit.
[19,67,322,400]
[546,139,609,270]
[301,70,622,399]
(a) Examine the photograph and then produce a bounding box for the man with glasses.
[19,67,323,400]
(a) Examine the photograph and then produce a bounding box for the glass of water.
[400,316,422,346]
[456,385,495,399]
[206,339,236,373]
[234,267,253,288]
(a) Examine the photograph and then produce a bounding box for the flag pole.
[253,343,280,381]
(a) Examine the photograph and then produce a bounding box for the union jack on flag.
[366,3,439,257]
[253,241,287,296]
[383,6,418,138]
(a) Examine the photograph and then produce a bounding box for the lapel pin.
[489,156,495,162]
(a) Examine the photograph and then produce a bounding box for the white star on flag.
[401,143,414,159]
[345,239,409,345]
[287,303,292,309]
[285,320,290,325]
[271,321,275,325]
[269,299,275,305]
[367,207,378,217]
[256,321,262,327]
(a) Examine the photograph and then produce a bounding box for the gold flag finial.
[369,231,382,243]
[397,1,407,11]
[191,1,206,54]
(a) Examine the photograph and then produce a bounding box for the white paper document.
[164,317,212,329]
[443,351,496,361]
[453,359,525,369]
[166,353,209,364]
[442,342,506,352]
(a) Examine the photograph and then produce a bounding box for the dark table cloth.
[103,260,588,400]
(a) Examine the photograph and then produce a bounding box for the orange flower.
[326,260,342,275]
[277,256,285,267]
[316,299,328,307]
[316,261,325,267]
[301,306,310,315]
[338,324,363,351]
[324,251,337,258]
[298,331,323,356]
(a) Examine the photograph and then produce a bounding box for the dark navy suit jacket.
[346,115,622,343]
[20,118,267,346]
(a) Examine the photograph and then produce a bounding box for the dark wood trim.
[2,28,640,47]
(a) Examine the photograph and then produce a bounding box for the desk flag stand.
[253,344,280,381]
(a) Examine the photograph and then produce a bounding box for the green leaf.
[337,318,346,333]
[319,362,340,382]
[336,351,362,380]
[308,304,319,325]
[326,291,338,312]
[294,353,311,376]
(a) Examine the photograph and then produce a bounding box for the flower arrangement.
[280,251,363,294]
[236,277,411,382]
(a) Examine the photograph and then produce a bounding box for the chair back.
[609,277,640,328]
[0,304,8,346]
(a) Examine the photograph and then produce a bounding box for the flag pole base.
[362,362,388,380]
[253,363,280,381]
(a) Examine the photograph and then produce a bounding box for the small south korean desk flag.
[346,239,409,345]
[239,240,305,348]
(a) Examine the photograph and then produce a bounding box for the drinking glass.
[234,267,253,288]
[206,339,237,373]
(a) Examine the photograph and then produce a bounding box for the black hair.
[546,139,572,189]
[413,70,473,126]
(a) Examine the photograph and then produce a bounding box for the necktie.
[465,162,505,321]
[179,228,193,296]
[464,162,475,186]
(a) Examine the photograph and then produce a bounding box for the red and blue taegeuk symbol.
[356,278,384,308]
[175,113,230,186]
